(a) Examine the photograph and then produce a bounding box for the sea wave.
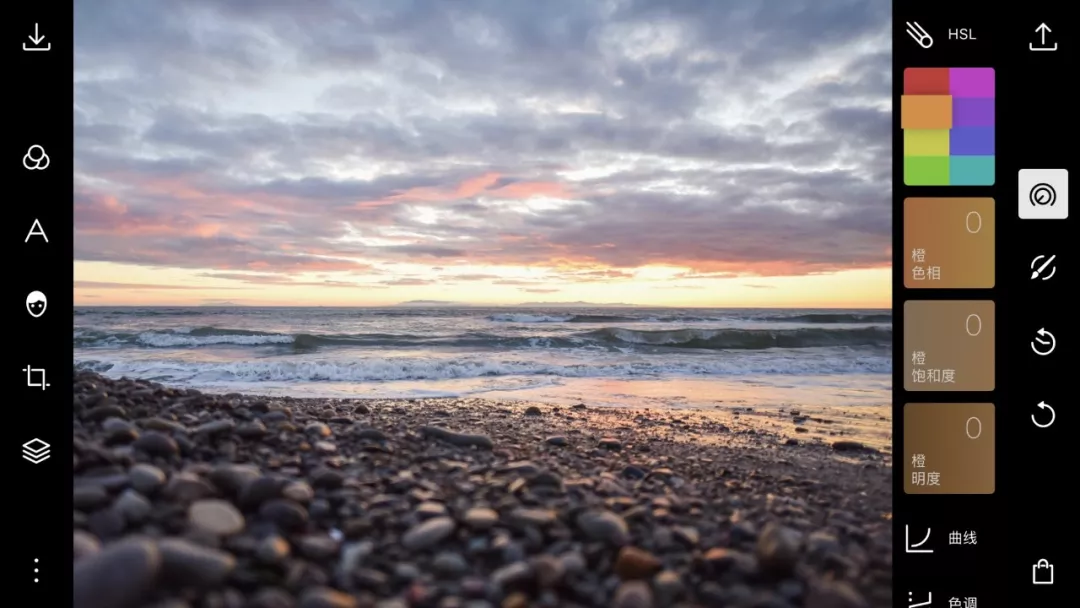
[772,312,891,323]
[75,325,891,351]
[486,313,636,323]
[75,349,890,382]
[486,312,891,324]
[581,326,891,349]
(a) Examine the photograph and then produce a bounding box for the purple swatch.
[950,68,994,97]
[953,98,994,126]
[950,127,994,155]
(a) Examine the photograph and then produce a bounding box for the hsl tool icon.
[905,22,933,49]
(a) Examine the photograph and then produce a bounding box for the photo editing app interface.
[60,1,1080,607]
[896,3,1069,606]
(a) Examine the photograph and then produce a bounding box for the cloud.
[74,0,890,285]
[379,278,433,286]
[75,280,247,290]
[196,272,371,288]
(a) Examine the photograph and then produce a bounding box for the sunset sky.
[74,0,891,308]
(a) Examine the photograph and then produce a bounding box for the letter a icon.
[26,219,47,242]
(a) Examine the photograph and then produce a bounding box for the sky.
[74,0,892,308]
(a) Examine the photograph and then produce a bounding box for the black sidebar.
[894,3,1068,607]
[10,3,73,602]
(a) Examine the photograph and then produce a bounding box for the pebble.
[259,499,309,530]
[524,406,543,416]
[614,546,662,579]
[805,579,868,608]
[89,507,126,539]
[196,419,235,435]
[598,437,623,450]
[491,560,532,591]
[306,422,332,437]
[283,480,316,502]
[114,489,153,523]
[502,592,528,608]
[544,436,568,446]
[433,551,469,575]
[133,431,179,456]
[236,419,268,438]
[103,417,138,443]
[353,427,387,441]
[653,570,683,604]
[299,534,340,560]
[509,507,557,527]
[756,523,803,576]
[577,510,629,545]
[403,516,456,550]
[416,501,449,517]
[257,535,291,564]
[74,530,102,560]
[73,537,161,608]
[209,464,261,496]
[612,580,653,608]
[310,468,345,488]
[463,507,499,529]
[159,538,236,588]
[189,499,246,536]
[703,547,756,574]
[162,472,215,502]
[298,586,358,608]
[249,587,296,608]
[529,554,564,588]
[128,463,167,495]
[74,484,110,510]
[419,426,494,450]
[832,440,871,452]
[672,525,699,547]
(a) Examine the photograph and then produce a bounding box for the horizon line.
[73,303,893,310]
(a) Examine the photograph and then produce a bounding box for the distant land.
[515,301,640,308]
[393,300,641,308]
[395,300,469,307]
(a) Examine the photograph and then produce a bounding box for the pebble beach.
[72,370,892,608]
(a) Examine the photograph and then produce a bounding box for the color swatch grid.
[903,68,994,186]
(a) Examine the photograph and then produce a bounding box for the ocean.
[74,306,892,409]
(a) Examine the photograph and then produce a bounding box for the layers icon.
[22,439,50,464]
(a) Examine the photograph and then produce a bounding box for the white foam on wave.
[134,332,294,347]
[487,313,572,323]
[77,348,891,384]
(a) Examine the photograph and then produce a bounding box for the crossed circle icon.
[23,145,49,170]
[1029,183,1055,206]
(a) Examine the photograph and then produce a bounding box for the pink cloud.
[356,172,571,207]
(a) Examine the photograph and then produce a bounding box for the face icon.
[26,291,46,318]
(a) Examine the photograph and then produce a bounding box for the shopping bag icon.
[1032,559,1053,584]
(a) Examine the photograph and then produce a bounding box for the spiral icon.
[1030,183,1056,206]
